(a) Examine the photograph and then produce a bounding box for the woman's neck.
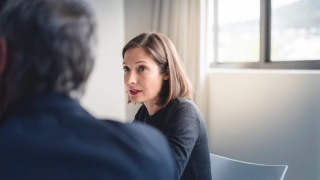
[144,101,162,116]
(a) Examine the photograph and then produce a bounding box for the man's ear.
[0,37,7,75]
[163,68,169,80]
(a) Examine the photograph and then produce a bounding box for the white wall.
[124,0,156,120]
[81,0,126,122]
[124,0,155,42]
[207,70,320,180]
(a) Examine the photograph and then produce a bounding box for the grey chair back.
[210,153,288,180]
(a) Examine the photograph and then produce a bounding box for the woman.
[122,32,211,180]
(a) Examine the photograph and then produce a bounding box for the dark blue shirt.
[0,92,176,180]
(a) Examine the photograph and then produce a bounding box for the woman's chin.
[129,98,143,104]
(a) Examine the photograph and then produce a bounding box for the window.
[209,0,320,69]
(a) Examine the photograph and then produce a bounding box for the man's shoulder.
[98,119,177,179]
[100,119,168,147]
[0,116,177,180]
[98,119,171,159]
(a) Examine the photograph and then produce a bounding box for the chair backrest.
[210,153,288,180]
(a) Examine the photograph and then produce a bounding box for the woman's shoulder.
[169,98,207,133]
[169,98,198,111]
[164,98,201,118]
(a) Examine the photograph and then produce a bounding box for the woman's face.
[123,47,168,105]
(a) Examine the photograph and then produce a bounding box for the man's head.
[0,0,96,111]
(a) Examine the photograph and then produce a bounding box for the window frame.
[210,0,320,70]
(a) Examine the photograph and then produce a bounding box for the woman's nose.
[127,72,137,85]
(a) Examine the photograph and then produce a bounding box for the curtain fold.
[152,0,209,121]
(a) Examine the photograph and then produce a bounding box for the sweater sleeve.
[166,102,200,178]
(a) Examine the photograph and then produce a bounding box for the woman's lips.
[129,89,142,96]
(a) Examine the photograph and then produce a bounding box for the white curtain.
[152,0,209,120]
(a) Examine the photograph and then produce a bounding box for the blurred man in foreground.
[0,0,176,179]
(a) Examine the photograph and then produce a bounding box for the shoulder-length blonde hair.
[122,32,193,107]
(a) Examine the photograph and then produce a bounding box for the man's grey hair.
[0,0,96,103]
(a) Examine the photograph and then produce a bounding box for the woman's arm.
[166,102,200,178]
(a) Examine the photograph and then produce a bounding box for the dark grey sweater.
[134,98,212,180]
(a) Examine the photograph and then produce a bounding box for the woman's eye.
[138,66,147,71]
[123,66,129,72]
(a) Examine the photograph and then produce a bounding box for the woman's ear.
[163,68,169,80]
[0,37,7,75]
